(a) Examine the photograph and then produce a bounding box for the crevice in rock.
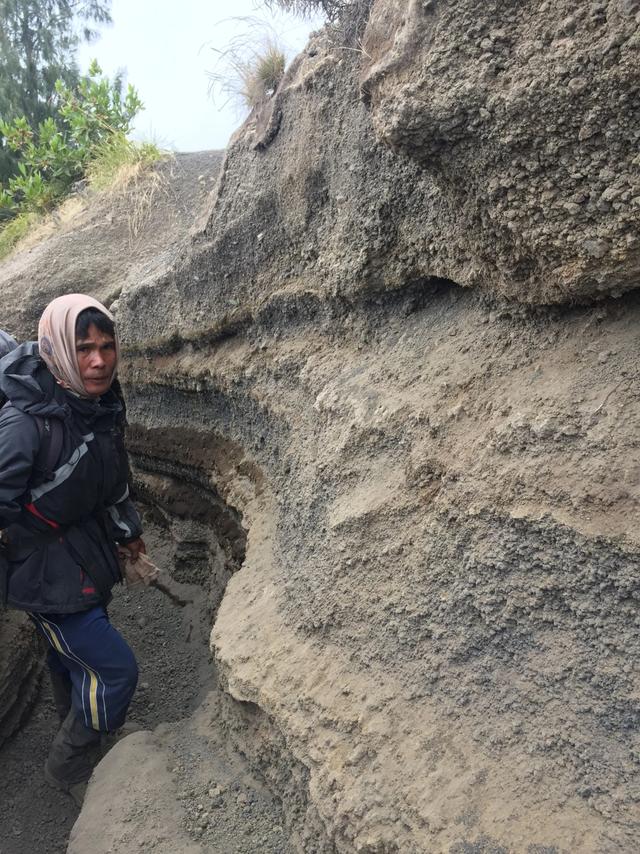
[0,613,44,749]
[124,421,337,852]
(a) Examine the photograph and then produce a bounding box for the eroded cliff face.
[1,2,639,852]
[362,0,640,302]
[117,286,640,852]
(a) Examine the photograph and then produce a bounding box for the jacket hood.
[0,342,67,419]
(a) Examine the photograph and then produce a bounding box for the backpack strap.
[33,416,64,483]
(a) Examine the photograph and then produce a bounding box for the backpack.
[33,416,64,485]
[0,415,63,605]
[0,402,64,485]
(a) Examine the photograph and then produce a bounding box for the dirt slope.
[0,150,222,339]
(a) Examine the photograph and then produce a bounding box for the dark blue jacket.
[0,343,142,613]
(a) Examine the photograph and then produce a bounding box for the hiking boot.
[43,768,88,808]
[44,709,102,807]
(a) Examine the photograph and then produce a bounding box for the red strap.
[25,503,59,529]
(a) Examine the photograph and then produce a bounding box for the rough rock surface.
[0,611,43,748]
[122,285,640,853]
[0,4,639,853]
[362,0,640,302]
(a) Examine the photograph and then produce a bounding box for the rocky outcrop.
[114,13,638,844]
[1,2,639,853]
[118,282,640,852]
[111,5,640,364]
[362,0,640,302]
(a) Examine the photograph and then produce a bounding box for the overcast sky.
[77,0,324,152]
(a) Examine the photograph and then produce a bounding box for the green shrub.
[0,60,143,217]
[0,60,161,260]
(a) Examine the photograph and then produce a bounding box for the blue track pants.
[30,606,138,732]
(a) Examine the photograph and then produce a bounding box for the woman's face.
[75,322,117,397]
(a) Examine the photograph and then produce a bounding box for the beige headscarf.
[38,294,119,398]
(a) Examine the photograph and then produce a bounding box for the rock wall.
[120,282,640,852]
[1,2,639,852]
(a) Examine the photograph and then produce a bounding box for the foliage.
[0,133,164,260]
[207,19,287,113]
[0,210,37,259]
[0,0,112,184]
[0,61,154,258]
[0,0,112,127]
[56,59,143,150]
[0,60,143,216]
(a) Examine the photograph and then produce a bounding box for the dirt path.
[0,523,291,854]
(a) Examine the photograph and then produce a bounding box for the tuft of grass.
[207,19,288,113]
[0,211,40,260]
[86,133,165,192]
[87,133,170,242]
[241,42,286,108]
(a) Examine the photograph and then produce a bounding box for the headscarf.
[0,329,17,359]
[38,294,119,398]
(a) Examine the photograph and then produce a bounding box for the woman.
[0,294,145,805]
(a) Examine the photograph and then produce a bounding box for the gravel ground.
[167,705,295,854]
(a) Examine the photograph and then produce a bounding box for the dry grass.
[241,42,286,107]
[100,160,171,244]
[120,165,170,242]
[207,20,287,112]
[86,133,164,192]
[3,195,87,255]
[87,134,169,241]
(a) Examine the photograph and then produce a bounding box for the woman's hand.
[117,537,146,564]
